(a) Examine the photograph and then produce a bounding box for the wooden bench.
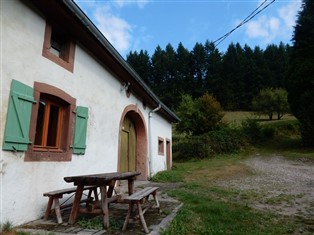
[122,186,160,233]
[43,186,98,224]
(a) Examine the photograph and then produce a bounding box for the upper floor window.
[42,21,76,72]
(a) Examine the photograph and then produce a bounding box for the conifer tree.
[287,0,314,146]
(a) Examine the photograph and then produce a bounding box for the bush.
[241,119,300,143]
[0,221,13,233]
[176,93,224,135]
[173,126,246,161]
[261,126,275,139]
[173,133,213,161]
[263,120,300,137]
[206,127,246,154]
[173,118,301,162]
[241,119,263,142]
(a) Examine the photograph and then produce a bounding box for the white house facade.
[1,0,179,226]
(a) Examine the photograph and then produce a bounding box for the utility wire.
[213,0,276,47]
[214,0,273,46]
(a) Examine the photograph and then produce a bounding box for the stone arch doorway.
[118,105,148,180]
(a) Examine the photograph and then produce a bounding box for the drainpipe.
[148,104,161,179]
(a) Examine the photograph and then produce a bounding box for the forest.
[126,41,290,111]
[126,0,313,148]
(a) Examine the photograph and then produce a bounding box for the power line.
[213,0,276,47]
[214,0,274,47]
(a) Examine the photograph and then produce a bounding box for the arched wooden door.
[120,116,136,172]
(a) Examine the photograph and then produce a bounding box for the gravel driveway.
[218,155,314,232]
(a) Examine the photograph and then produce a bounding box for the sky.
[74,0,302,58]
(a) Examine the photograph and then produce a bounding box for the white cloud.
[75,0,150,55]
[91,6,133,54]
[278,1,302,28]
[242,1,302,45]
[245,15,280,42]
[113,0,148,9]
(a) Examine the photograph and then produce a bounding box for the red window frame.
[25,82,76,162]
[42,21,76,72]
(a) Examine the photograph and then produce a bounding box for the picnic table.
[64,171,141,229]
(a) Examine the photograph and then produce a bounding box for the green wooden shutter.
[2,80,35,151]
[72,106,88,154]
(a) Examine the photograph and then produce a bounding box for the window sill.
[42,50,74,73]
[25,149,72,162]
[33,147,63,153]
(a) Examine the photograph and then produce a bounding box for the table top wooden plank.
[64,171,141,185]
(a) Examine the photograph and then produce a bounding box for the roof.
[26,0,180,123]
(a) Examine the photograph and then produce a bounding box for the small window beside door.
[158,137,164,155]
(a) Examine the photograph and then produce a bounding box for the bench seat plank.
[122,186,159,233]
[43,185,97,197]
[43,186,98,224]
[123,187,159,202]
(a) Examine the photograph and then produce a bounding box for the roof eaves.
[61,0,180,122]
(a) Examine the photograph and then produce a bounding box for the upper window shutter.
[72,106,88,155]
[2,80,35,151]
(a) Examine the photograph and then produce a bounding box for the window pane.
[50,31,64,58]
[49,47,61,57]
[34,101,46,145]
[158,138,164,154]
[46,104,60,147]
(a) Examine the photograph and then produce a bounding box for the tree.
[126,50,152,86]
[175,42,194,98]
[220,43,245,110]
[263,43,290,88]
[287,0,314,146]
[175,94,196,134]
[191,42,207,97]
[242,45,259,109]
[252,88,290,120]
[151,46,167,99]
[161,43,178,108]
[126,41,291,112]
[274,89,290,120]
[195,93,224,134]
[204,41,223,99]
[176,93,224,135]
[150,44,180,109]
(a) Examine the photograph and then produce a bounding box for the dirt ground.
[216,155,314,233]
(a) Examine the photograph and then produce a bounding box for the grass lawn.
[153,111,313,235]
[153,154,301,235]
[223,111,297,126]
